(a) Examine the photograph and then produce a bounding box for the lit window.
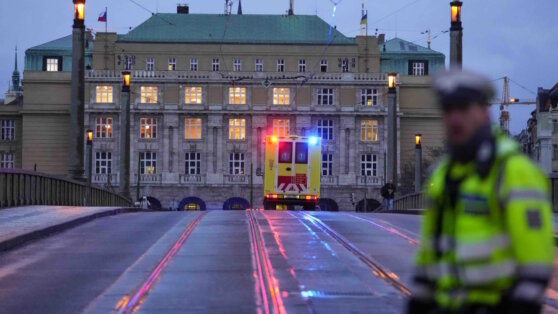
[185,87,202,105]
[361,154,377,176]
[299,59,306,73]
[1,120,15,141]
[361,120,378,142]
[317,88,334,106]
[322,153,333,176]
[320,59,328,72]
[95,151,112,174]
[341,59,350,73]
[229,87,246,105]
[95,117,113,139]
[190,58,198,71]
[273,119,290,137]
[139,152,157,174]
[146,57,154,71]
[185,118,202,140]
[140,117,157,139]
[140,86,158,104]
[229,153,245,175]
[317,120,334,140]
[185,152,201,175]
[361,89,378,106]
[233,58,242,72]
[0,152,14,168]
[412,61,426,76]
[212,58,220,72]
[168,58,176,71]
[96,86,113,103]
[273,88,290,105]
[124,56,134,70]
[46,58,59,72]
[229,119,246,140]
[255,59,263,72]
[277,59,285,72]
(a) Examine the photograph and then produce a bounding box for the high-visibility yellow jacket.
[413,132,555,311]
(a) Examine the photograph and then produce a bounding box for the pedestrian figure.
[381,181,396,211]
[139,196,150,210]
[407,70,554,314]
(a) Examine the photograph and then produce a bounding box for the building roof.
[380,37,444,56]
[118,14,356,45]
[28,35,73,51]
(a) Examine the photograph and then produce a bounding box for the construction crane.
[497,76,536,134]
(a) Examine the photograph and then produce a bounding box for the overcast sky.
[1,0,556,134]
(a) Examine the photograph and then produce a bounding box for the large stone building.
[0,48,23,169]
[18,6,445,210]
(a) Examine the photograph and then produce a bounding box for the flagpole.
[105,7,108,33]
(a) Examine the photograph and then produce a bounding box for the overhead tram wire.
[370,0,427,25]
[126,0,175,26]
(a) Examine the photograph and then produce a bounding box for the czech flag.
[98,9,107,22]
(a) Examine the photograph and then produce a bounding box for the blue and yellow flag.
[360,13,368,25]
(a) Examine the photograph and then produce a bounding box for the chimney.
[288,0,294,15]
[378,34,385,44]
[177,4,189,14]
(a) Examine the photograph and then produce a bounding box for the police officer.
[407,70,555,314]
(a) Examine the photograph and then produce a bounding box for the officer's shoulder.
[502,153,547,184]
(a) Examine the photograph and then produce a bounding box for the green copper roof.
[28,35,73,51]
[380,37,444,55]
[119,14,356,45]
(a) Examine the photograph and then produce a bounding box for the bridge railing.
[392,192,427,212]
[0,169,132,209]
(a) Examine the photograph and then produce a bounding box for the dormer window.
[409,60,428,76]
[43,57,62,72]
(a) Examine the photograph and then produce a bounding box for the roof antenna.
[237,0,242,15]
[288,0,294,15]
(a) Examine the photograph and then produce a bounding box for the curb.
[375,210,424,215]
[0,207,140,253]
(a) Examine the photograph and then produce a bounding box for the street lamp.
[415,134,423,193]
[122,71,131,92]
[73,0,85,25]
[120,71,132,200]
[388,72,397,92]
[450,1,463,69]
[387,72,398,188]
[85,129,93,205]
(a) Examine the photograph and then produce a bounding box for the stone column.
[119,82,131,199]
[387,89,397,186]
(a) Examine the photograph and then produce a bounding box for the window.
[146,57,154,71]
[322,153,333,176]
[277,59,285,72]
[255,59,263,72]
[317,88,334,106]
[273,88,290,105]
[341,59,349,73]
[185,152,201,175]
[295,142,308,164]
[278,142,293,163]
[229,87,246,105]
[317,120,334,140]
[0,153,14,169]
[320,59,328,72]
[410,61,427,76]
[190,58,198,71]
[229,119,246,140]
[140,117,157,139]
[361,89,378,106]
[168,58,176,71]
[212,58,220,72]
[233,58,242,72]
[95,86,113,103]
[553,119,558,134]
[95,117,113,139]
[1,120,15,141]
[361,120,378,142]
[45,58,60,72]
[554,145,558,161]
[273,119,290,137]
[229,153,245,175]
[140,86,158,104]
[299,59,306,73]
[185,118,202,140]
[361,154,377,176]
[95,151,112,174]
[185,87,202,104]
[125,56,134,70]
[139,152,157,174]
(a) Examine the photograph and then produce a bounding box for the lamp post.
[119,71,131,200]
[69,0,86,180]
[387,73,398,188]
[415,134,422,193]
[85,129,93,205]
[450,1,463,69]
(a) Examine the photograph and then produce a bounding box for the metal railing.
[0,169,132,209]
[392,192,427,212]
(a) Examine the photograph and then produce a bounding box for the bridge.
[2,170,558,313]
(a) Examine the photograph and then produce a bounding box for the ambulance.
[263,135,321,210]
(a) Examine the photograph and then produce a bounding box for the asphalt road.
[0,210,556,314]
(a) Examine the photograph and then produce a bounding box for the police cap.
[432,70,495,110]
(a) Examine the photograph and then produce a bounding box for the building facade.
[0,48,23,169]
[22,8,445,210]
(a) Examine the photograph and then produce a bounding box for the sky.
[1,0,557,134]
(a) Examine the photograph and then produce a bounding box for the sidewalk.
[0,206,132,251]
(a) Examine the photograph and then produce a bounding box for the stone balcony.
[356,176,384,187]
[179,174,205,185]
[135,174,163,184]
[92,173,119,185]
[224,174,249,184]
[321,176,338,186]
